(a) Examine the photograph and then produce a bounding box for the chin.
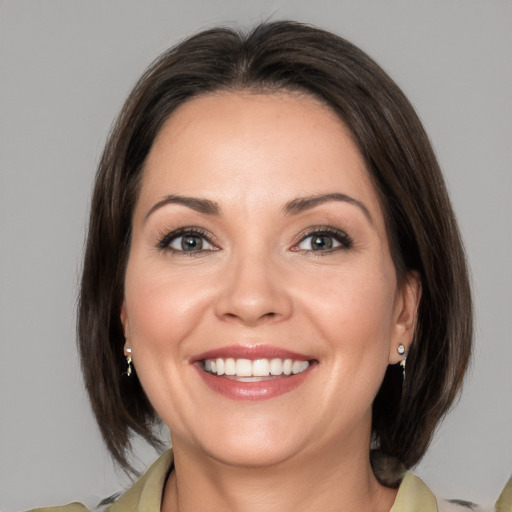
[174,413,311,469]
[204,435,305,469]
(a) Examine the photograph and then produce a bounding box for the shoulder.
[437,499,493,512]
[393,472,492,512]
[496,476,512,512]
[27,450,174,512]
[392,472,438,511]
[27,504,91,512]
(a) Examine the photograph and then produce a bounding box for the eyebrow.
[283,193,373,223]
[144,192,372,223]
[144,195,221,222]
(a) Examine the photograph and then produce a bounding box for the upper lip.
[191,345,314,363]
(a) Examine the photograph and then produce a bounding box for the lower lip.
[194,364,314,401]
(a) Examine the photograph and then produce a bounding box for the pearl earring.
[124,348,133,377]
[397,344,406,381]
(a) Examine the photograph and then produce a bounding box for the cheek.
[298,263,397,359]
[122,262,213,428]
[123,261,212,358]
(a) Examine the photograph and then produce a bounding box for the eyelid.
[157,226,218,253]
[291,226,353,252]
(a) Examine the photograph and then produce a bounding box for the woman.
[33,21,473,511]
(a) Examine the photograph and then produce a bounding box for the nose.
[214,251,293,326]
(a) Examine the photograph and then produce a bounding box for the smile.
[203,358,310,379]
[193,346,316,400]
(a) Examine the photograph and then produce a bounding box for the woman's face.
[121,91,419,467]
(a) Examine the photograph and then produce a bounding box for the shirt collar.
[108,449,439,512]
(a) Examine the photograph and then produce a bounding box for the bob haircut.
[78,20,472,481]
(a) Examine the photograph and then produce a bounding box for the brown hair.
[78,20,472,479]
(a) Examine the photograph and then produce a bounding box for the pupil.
[312,235,332,250]
[181,235,202,251]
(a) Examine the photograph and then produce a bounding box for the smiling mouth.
[202,358,311,380]
[194,348,316,400]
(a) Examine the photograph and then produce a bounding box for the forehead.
[139,91,383,225]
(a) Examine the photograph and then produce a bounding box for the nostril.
[221,310,278,325]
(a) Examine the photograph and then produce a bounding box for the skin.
[121,91,421,512]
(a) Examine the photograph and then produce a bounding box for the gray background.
[1,1,511,510]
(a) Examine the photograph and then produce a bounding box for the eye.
[295,228,352,253]
[158,228,216,253]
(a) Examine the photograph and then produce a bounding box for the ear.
[388,271,421,364]
[120,300,132,354]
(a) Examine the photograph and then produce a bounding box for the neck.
[161,439,397,512]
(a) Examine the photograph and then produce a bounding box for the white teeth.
[216,358,225,376]
[292,360,308,374]
[203,357,310,377]
[253,359,270,377]
[269,358,283,376]
[236,358,252,377]
[224,358,236,375]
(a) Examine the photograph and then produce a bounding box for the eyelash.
[157,226,353,255]
[293,226,353,254]
[157,227,217,256]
